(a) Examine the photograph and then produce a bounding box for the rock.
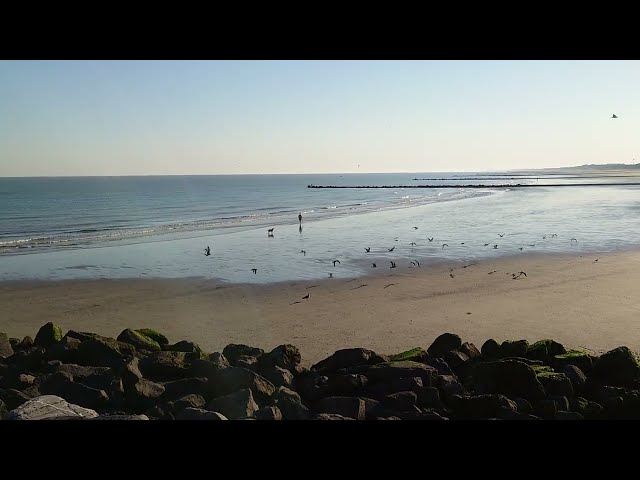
[135,329,169,346]
[562,365,587,390]
[481,339,502,359]
[538,372,574,397]
[526,339,567,363]
[34,322,63,348]
[118,342,137,358]
[443,350,470,369]
[450,394,518,419]
[208,352,230,368]
[501,340,529,358]
[342,361,436,384]
[314,396,366,420]
[312,348,388,374]
[161,377,209,401]
[437,375,467,397]
[0,399,6,419]
[139,351,191,380]
[117,329,161,352]
[427,358,454,376]
[145,405,173,420]
[361,397,386,419]
[92,414,149,420]
[191,358,228,380]
[388,347,429,363]
[394,410,448,420]
[427,333,462,358]
[274,386,302,404]
[571,397,603,419]
[591,346,640,386]
[416,387,441,408]
[18,336,35,351]
[176,408,227,420]
[9,338,20,350]
[120,357,144,389]
[460,342,481,360]
[235,356,259,371]
[258,344,302,372]
[277,396,311,420]
[383,391,418,411]
[554,350,594,373]
[0,372,36,390]
[39,372,110,410]
[76,334,125,368]
[513,413,542,420]
[165,340,206,359]
[222,344,265,364]
[322,374,368,397]
[316,413,355,420]
[555,411,584,420]
[171,394,206,412]
[126,378,165,412]
[255,406,282,420]
[513,397,532,414]
[550,395,570,412]
[45,336,82,363]
[0,388,32,410]
[54,363,111,378]
[377,416,402,420]
[534,399,557,419]
[0,333,15,358]
[208,388,259,419]
[208,367,275,403]
[6,395,99,420]
[473,360,546,401]
[259,365,294,388]
[368,377,422,398]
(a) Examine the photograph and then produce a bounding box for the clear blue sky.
[1,60,638,176]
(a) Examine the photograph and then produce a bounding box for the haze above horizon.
[1,60,639,177]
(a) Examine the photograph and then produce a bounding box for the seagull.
[512,271,527,279]
[365,247,371,253]
[372,263,377,268]
[388,246,395,252]
[551,234,557,238]
[413,227,419,230]
[428,237,434,242]
[450,273,455,278]
[328,273,333,278]
[493,244,498,249]
[204,246,211,256]
[302,293,310,300]
[410,242,417,246]
[499,233,505,238]
[484,243,490,246]
[300,250,306,256]
[542,235,547,239]
[251,268,257,274]
[518,247,523,251]
[390,261,397,268]
[460,242,465,245]
[410,260,421,267]
[333,260,341,267]
[268,228,274,234]
[529,244,536,247]
[612,114,618,118]
[594,258,599,263]
[570,238,578,243]
[442,244,448,249]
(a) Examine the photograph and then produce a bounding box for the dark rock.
[92,414,149,420]
[481,339,502,359]
[460,342,481,360]
[538,373,574,397]
[120,357,144,389]
[139,351,191,380]
[526,339,567,363]
[427,333,462,358]
[75,334,125,368]
[394,410,448,420]
[315,413,355,420]
[171,394,206,412]
[361,397,386,419]
[513,397,532,414]
[207,388,258,419]
[590,346,640,386]
[320,373,368,397]
[235,356,259,371]
[118,342,137,358]
[9,338,20,350]
[553,351,593,372]
[367,377,422,398]
[175,408,227,420]
[259,365,294,388]
[437,375,467,397]
[165,340,206,359]
[208,367,275,403]
[18,336,35,351]
[416,386,441,408]
[255,406,282,420]
[34,322,63,348]
[0,372,35,390]
[6,394,99,420]
[0,399,6,419]
[388,347,429,363]
[534,399,557,419]
[501,340,529,358]
[208,352,230,368]
[190,358,227,380]
[145,405,173,420]
[274,386,302,404]
[450,394,518,419]
[55,363,111,378]
[312,348,388,374]
[473,360,546,401]
[258,344,302,372]
[342,361,436,384]
[427,358,454,376]
[383,391,418,411]
[277,396,311,420]
[39,372,110,410]
[550,395,570,412]
[443,350,470,370]
[295,371,327,402]
[555,411,584,420]
[562,365,587,390]
[135,329,169,346]
[571,397,603,419]
[45,336,82,363]
[117,329,161,352]
[6,347,46,372]
[0,388,31,410]
[160,377,208,401]
[377,416,402,420]
[222,344,265,364]
[314,396,365,420]
[126,378,165,412]
[513,413,542,420]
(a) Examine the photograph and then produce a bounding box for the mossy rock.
[135,329,169,346]
[531,364,555,376]
[530,339,566,356]
[389,347,429,363]
[501,340,529,358]
[553,349,593,372]
[166,340,207,360]
[34,322,63,348]
[117,329,161,352]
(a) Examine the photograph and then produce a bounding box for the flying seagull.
[365,247,371,253]
[499,233,505,238]
[428,237,434,242]
[302,293,310,300]
[612,114,618,118]
[442,244,448,249]
[410,242,417,246]
[251,268,257,274]
[333,260,341,267]
[388,246,395,252]
[413,226,419,230]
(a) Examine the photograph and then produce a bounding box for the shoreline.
[2,250,640,365]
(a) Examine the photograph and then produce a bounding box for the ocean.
[1,172,640,283]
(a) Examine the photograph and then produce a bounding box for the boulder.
[92,414,149,420]
[538,373,574,397]
[427,358,454,376]
[255,406,282,420]
[388,347,429,363]
[160,377,209,401]
[45,336,82,363]
[473,360,546,400]
[139,351,191,380]
[513,397,532,414]
[460,342,482,360]
[277,396,311,420]
[6,395,98,420]
[314,396,366,420]
[416,386,441,408]
[562,365,587,389]
[34,322,64,348]
[117,329,161,352]
[18,336,35,351]
[450,394,518,419]
[427,333,462,358]
[258,344,302,372]
[526,339,567,363]
[501,340,529,358]
[534,399,557,419]
[207,388,259,419]
[170,394,206,412]
[321,374,368,397]
[75,334,125,368]
[550,395,570,412]
[312,348,388,374]
[443,350,470,369]
[590,346,640,386]
[135,329,169,346]
[481,339,502,359]
[120,357,144,389]
[259,365,294,388]
[367,377,422,398]
[38,372,110,410]
[341,361,436,384]
[125,378,165,412]
[383,391,418,411]
[553,350,593,372]
[0,373,36,390]
[165,341,206,359]
[438,375,467,397]
[361,397,386,419]
[0,388,32,410]
[235,356,259,371]
[208,367,275,403]
[208,352,230,368]
[222,344,264,364]
[175,408,227,420]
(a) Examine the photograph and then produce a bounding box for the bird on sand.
[493,244,498,249]
[413,226,419,230]
[388,246,395,252]
[372,263,377,268]
[450,273,455,278]
[333,260,341,266]
[570,238,578,243]
[499,233,505,238]
[300,250,306,256]
[365,247,371,253]
[529,244,536,247]
[612,114,618,118]
[512,271,527,279]
[484,243,490,246]
[251,268,257,274]
[390,261,397,268]
[518,247,524,251]
[268,228,274,234]
[410,260,420,267]
[302,293,310,300]
[328,273,333,278]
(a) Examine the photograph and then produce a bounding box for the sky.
[1,60,639,176]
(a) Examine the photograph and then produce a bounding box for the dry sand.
[2,251,640,365]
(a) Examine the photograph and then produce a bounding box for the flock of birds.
[203,225,590,303]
